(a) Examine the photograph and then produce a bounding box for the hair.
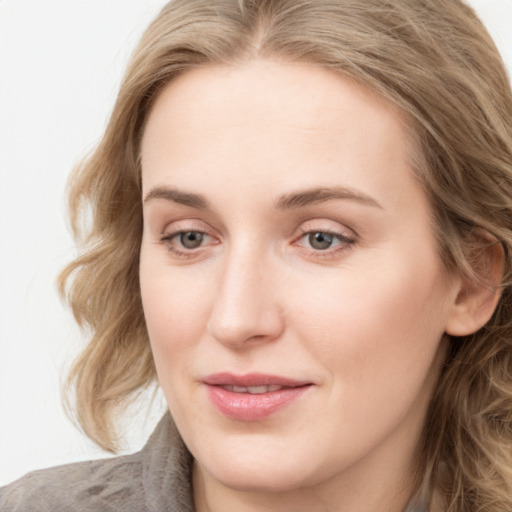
[58,0,512,510]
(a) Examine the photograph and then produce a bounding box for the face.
[140,60,460,498]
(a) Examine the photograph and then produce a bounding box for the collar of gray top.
[141,412,195,511]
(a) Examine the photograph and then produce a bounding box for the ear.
[445,240,505,337]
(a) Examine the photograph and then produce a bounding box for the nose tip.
[206,259,284,349]
[207,308,282,348]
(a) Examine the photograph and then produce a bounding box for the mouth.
[203,372,311,388]
[217,384,288,394]
[202,373,313,421]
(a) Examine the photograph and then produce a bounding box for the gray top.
[0,413,427,511]
[0,414,193,512]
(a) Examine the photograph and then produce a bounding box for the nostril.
[207,315,283,348]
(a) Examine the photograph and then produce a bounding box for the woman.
[2,0,512,510]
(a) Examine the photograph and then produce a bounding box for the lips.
[203,373,312,421]
[218,384,284,394]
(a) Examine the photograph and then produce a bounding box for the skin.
[139,59,468,512]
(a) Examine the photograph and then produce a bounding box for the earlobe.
[445,241,504,337]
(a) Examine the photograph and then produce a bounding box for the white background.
[1,0,512,486]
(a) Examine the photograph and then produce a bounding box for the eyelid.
[295,219,357,240]
[161,217,209,232]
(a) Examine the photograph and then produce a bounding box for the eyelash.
[295,228,356,258]
[160,231,213,259]
[159,228,356,260]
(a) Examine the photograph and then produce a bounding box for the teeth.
[221,385,284,394]
[247,386,270,394]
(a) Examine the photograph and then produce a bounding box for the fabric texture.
[0,414,194,512]
[1,413,427,511]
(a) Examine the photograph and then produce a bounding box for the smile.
[203,373,313,421]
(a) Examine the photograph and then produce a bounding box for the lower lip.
[205,385,311,421]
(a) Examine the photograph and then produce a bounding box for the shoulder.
[0,413,193,512]
[0,451,145,512]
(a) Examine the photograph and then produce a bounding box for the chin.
[208,462,310,493]
[194,437,328,493]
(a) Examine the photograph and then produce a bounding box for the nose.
[206,246,285,349]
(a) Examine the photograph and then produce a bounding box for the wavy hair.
[59,1,512,509]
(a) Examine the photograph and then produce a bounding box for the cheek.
[288,252,450,395]
[139,255,214,374]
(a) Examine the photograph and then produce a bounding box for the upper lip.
[203,372,312,388]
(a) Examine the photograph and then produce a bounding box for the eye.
[176,230,205,249]
[297,229,355,254]
[160,229,213,256]
[307,232,338,250]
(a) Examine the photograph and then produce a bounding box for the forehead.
[140,59,417,213]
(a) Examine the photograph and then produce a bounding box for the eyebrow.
[275,186,383,210]
[143,186,209,209]
[143,185,382,210]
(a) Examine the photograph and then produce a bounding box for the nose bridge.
[207,238,283,348]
